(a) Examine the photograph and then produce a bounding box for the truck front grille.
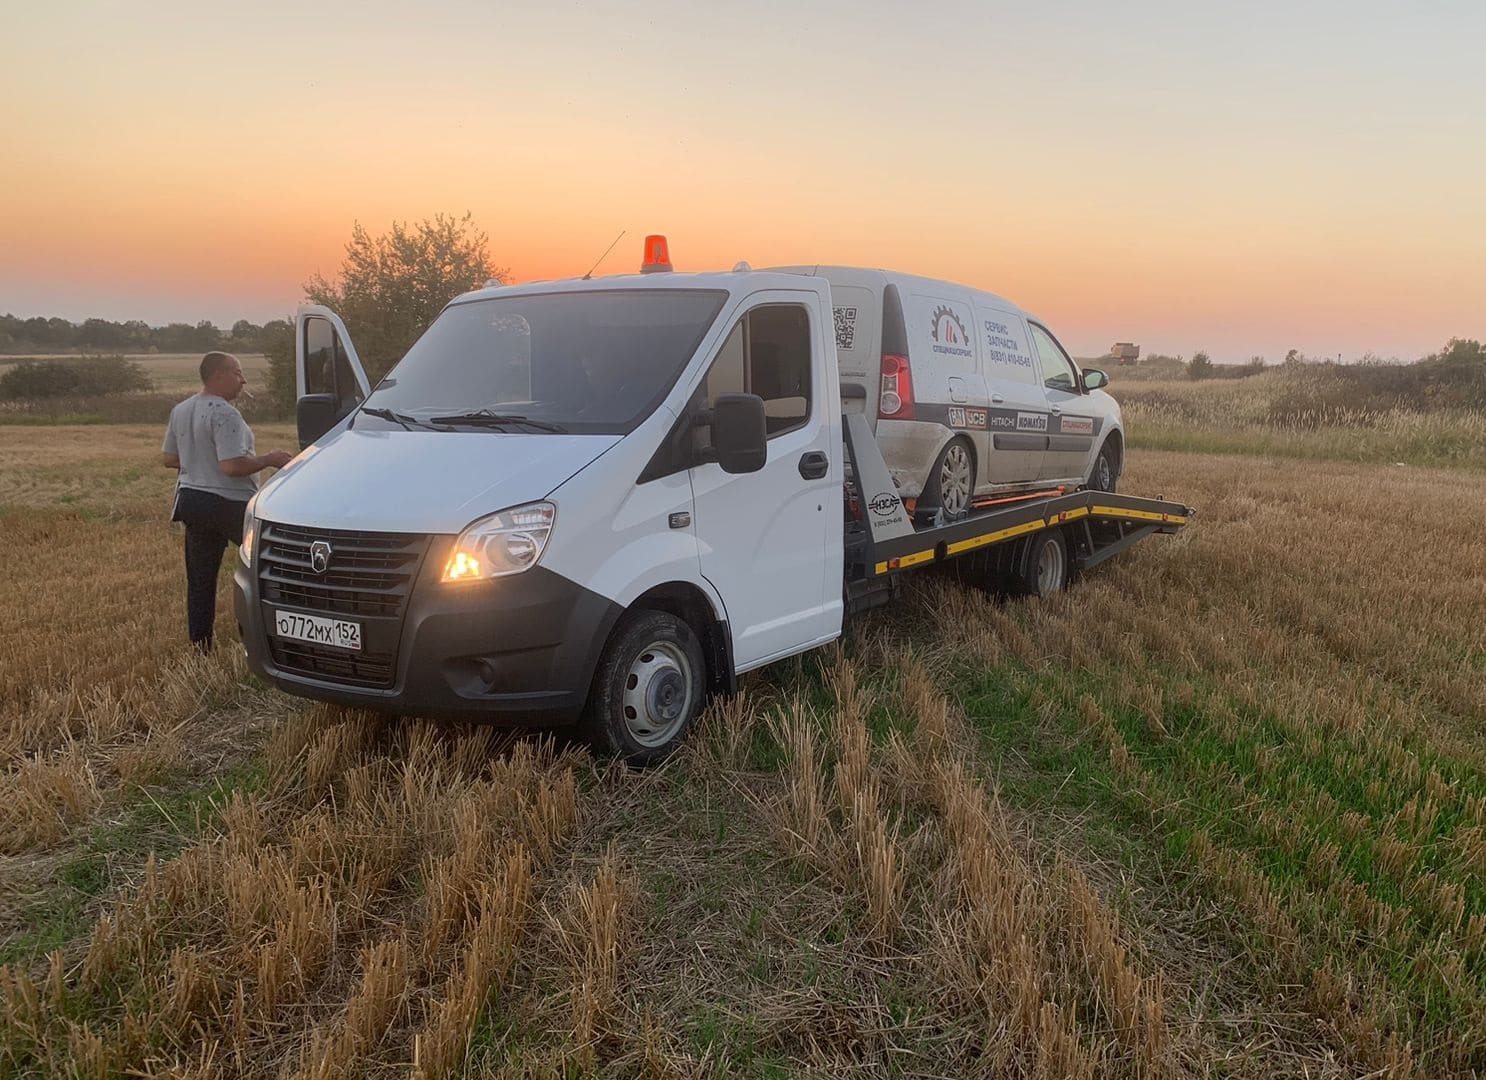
[268,639,398,689]
[258,522,430,688]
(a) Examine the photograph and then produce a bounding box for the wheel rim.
[940,443,972,515]
[1036,538,1065,596]
[620,640,696,748]
[1097,452,1113,490]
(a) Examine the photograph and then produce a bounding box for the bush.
[1188,351,1213,381]
[0,355,153,399]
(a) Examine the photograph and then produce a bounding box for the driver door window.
[304,316,365,411]
[1029,323,1080,393]
[696,303,812,446]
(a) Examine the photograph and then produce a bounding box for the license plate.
[272,609,362,652]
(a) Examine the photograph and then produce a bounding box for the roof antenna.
[582,230,626,280]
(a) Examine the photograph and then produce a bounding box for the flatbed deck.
[840,412,1193,609]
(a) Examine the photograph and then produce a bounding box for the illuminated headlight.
[443,502,555,582]
[239,499,259,567]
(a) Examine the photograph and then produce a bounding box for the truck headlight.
[442,502,555,582]
[240,500,259,567]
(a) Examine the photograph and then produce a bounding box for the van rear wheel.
[581,609,705,766]
[921,438,975,524]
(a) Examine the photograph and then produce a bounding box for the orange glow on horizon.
[2,3,1482,360]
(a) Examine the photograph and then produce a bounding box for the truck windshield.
[355,288,726,435]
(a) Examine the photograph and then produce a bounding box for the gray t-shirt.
[162,393,258,500]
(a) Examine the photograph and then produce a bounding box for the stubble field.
[1,410,1484,1077]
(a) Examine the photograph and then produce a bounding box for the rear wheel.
[1088,441,1118,493]
[921,438,975,524]
[581,610,705,766]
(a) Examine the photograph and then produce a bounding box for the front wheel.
[1088,441,1118,493]
[581,610,706,766]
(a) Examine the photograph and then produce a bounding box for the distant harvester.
[1108,342,1140,366]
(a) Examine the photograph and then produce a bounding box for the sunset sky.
[3,1,1483,361]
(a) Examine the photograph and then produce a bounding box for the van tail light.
[879,354,915,420]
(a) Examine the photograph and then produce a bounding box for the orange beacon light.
[640,235,672,274]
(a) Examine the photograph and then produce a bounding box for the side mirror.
[1082,368,1109,391]
[709,393,767,474]
[297,393,340,449]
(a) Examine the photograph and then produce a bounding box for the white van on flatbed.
[234,239,1187,763]
[772,266,1124,519]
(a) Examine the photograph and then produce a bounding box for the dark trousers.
[173,488,248,649]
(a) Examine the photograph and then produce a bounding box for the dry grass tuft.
[768,701,830,860]
[413,845,534,1080]
[546,844,635,1063]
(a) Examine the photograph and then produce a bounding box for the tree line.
[0,314,289,355]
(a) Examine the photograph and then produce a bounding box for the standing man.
[161,352,293,650]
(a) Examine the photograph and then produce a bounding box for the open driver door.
[294,305,372,449]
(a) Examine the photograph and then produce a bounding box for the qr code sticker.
[833,306,858,351]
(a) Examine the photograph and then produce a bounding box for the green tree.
[1428,337,1484,368]
[79,318,126,350]
[303,212,506,383]
[1188,350,1214,380]
[264,318,296,407]
[230,319,263,348]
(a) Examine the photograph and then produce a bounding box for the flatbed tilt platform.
[840,412,1193,612]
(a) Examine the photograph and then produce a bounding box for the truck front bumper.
[234,550,623,726]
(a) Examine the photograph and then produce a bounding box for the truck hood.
[253,428,621,534]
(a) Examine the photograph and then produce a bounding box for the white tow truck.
[234,237,1191,763]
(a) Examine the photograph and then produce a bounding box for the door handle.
[991,393,1004,404]
[1051,405,1062,415]
[798,450,828,480]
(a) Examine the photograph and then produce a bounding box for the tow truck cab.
[233,256,846,763]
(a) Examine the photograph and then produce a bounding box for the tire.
[580,609,706,766]
[920,437,975,524]
[1013,529,1069,599]
[1088,440,1118,493]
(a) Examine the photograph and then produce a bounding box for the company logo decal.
[310,540,333,574]
[1016,412,1048,433]
[1059,416,1095,435]
[948,407,988,430]
[930,305,973,359]
[868,492,902,517]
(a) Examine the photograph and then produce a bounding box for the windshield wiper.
[359,406,446,431]
[428,409,567,433]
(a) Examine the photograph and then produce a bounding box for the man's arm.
[162,452,181,469]
[219,451,293,478]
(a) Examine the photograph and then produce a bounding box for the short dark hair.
[200,351,235,383]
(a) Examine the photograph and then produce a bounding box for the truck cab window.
[1029,323,1080,393]
[303,317,336,397]
[699,303,812,439]
[304,316,363,410]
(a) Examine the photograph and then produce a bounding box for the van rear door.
[828,285,881,422]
